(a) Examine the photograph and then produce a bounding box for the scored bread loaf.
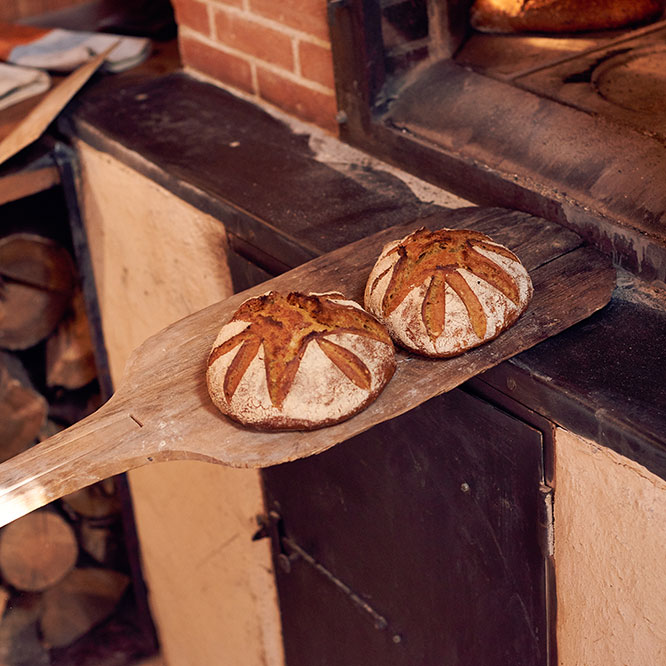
[470,0,664,34]
[206,291,396,431]
[364,227,533,358]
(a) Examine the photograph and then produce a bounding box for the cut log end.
[46,288,97,390]
[0,354,47,463]
[0,510,77,592]
[0,233,75,351]
[39,567,131,649]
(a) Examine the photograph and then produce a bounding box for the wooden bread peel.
[0,44,116,166]
[0,208,616,527]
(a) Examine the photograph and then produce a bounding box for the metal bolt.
[392,634,402,644]
[278,550,299,574]
[460,482,470,493]
[278,553,292,573]
[335,110,349,125]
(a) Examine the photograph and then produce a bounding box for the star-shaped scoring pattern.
[369,228,523,341]
[208,291,393,409]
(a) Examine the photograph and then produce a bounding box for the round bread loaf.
[206,291,396,431]
[364,227,533,358]
[470,0,664,34]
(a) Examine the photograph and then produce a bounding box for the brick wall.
[173,0,339,133]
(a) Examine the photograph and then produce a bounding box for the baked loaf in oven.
[470,0,664,34]
[364,227,533,357]
[206,291,396,431]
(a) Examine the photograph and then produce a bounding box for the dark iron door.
[261,387,550,666]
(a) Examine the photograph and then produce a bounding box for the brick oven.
[1,1,664,665]
[171,0,666,282]
[172,0,339,131]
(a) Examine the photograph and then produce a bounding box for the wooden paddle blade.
[0,399,140,528]
[0,208,617,528]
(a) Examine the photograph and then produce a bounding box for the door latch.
[254,509,395,635]
[253,510,299,573]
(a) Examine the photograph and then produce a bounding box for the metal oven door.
[261,386,553,666]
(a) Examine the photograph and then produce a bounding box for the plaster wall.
[555,427,666,665]
[74,140,284,666]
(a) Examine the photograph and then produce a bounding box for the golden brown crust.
[364,227,533,358]
[470,0,664,34]
[206,291,396,431]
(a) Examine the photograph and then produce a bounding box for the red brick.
[179,35,254,94]
[256,67,338,133]
[214,9,294,71]
[249,0,330,41]
[298,40,334,89]
[172,0,211,36]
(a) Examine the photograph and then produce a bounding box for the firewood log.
[46,287,97,390]
[0,351,47,463]
[0,510,77,592]
[0,592,49,666]
[0,586,9,619]
[61,479,122,520]
[78,522,125,568]
[37,419,65,442]
[61,480,124,567]
[0,233,75,350]
[39,567,130,648]
[47,382,103,427]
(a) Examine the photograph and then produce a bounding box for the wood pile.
[0,206,139,663]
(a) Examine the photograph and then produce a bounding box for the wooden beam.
[0,166,60,206]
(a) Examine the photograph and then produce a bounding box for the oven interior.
[330,0,666,283]
[379,0,666,137]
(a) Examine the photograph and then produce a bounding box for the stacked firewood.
[0,231,97,450]
[0,228,134,663]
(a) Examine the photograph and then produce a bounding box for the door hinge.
[538,484,554,559]
[253,510,300,574]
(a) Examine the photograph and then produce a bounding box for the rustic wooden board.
[0,46,113,166]
[0,208,615,526]
[0,166,59,207]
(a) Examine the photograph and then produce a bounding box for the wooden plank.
[0,0,90,22]
[0,208,615,526]
[0,45,113,166]
[0,84,58,142]
[0,166,59,206]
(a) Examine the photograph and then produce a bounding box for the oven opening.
[379,0,666,137]
[330,0,666,283]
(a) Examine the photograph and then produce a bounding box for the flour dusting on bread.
[364,227,533,357]
[206,291,396,431]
